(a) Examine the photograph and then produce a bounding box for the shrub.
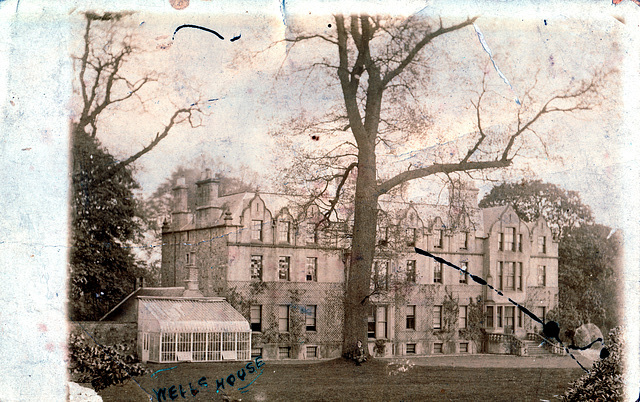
[68,332,147,391]
[561,326,624,401]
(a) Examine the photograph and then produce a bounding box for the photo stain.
[311,135,320,141]
[414,247,608,372]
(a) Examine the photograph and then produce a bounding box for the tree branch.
[377,159,511,195]
[381,16,478,87]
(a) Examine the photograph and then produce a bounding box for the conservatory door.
[142,333,150,362]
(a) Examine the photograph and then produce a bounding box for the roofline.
[138,296,228,302]
[99,287,142,321]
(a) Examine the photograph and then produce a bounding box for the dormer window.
[278,221,291,243]
[306,223,318,244]
[538,236,547,254]
[251,220,263,241]
[434,229,443,248]
[505,228,516,251]
[406,228,417,247]
[378,226,389,246]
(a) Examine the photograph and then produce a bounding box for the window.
[378,306,388,338]
[367,305,376,338]
[161,333,176,362]
[406,260,416,283]
[433,262,443,284]
[505,262,515,290]
[433,305,442,329]
[505,306,515,328]
[406,228,417,246]
[485,306,494,328]
[538,306,547,322]
[378,226,389,246]
[497,306,503,327]
[518,309,523,328]
[250,255,263,280]
[251,220,263,241]
[250,305,262,332]
[499,232,504,251]
[460,232,469,250]
[278,221,291,243]
[306,223,318,244]
[406,305,416,330]
[306,346,317,358]
[251,348,262,358]
[278,305,289,332]
[186,253,191,264]
[518,234,523,252]
[460,342,469,353]
[538,265,546,286]
[459,261,469,284]
[305,305,316,331]
[373,260,389,290]
[406,343,416,354]
[517,262,523,290]
[433,343,443,354]
[278,347,290,359]
[434,229,443,248]
[306,257,317,282]
[278,256,290,281]
[538,236,547,254]
[459,306,468,329]
[505,228,516,251]
[498,262,503,290]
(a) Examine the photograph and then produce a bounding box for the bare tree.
[72,12,203,180]
[277,14,608,354]
[69,12,204,319]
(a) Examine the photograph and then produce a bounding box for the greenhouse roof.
[138,297,250,333]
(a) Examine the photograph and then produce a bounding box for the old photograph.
[1,0,639,401]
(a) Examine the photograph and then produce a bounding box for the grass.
[98,358,583,402]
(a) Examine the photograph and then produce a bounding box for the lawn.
[98,358,583,402]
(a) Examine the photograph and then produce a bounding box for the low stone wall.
[70,322,138,358]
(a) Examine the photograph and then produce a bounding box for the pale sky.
[79,7,629,229]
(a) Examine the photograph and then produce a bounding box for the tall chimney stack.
[195,169,222,228]
[171,177,189,229]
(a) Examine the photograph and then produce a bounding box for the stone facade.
[161,171,558,359]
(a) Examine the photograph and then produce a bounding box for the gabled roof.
[99,287,197,321]
[138,297,250,333]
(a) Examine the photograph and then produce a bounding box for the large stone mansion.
[160,170,558,360]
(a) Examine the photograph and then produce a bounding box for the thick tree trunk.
[342,143,378,355]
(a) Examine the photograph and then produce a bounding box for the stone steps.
[522,340,555,356]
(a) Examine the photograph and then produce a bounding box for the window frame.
[538,236,547,254]
[433,305,443,330]
[406,343,416,354]
[251,220,263,241]
[250,305,262,332]
[406,260,417,283]
[250,255,263,280]
[278,256,291,281]
[406,305,416,330]
[306,223,318,244]
[505,228,516,251]
[434,228,443,248]
[538,265,546,287]
[305,305,317,332]
[459,305,468,329]
[278,220,291,243]
[459,261,469,284]
[278,305,290,332]
[433,261,443,284]
[485,306,494,328]
[306,257,318,282]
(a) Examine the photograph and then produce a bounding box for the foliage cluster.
[561,326,624,401]
[459,296,486,346]
[70,131,143,320]
[68,332,146,391]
